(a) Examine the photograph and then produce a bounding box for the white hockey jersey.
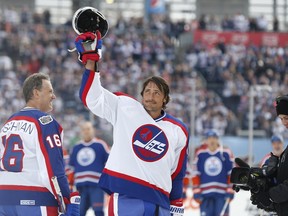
[79,70,189,209]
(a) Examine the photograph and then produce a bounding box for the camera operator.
[250,95,288,216]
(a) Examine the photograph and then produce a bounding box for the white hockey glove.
[58,192,81,216]
[170,205,184,216]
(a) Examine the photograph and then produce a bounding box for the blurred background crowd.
[0,7,287,150]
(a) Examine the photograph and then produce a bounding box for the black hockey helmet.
[72,6,109,38]
[275,95,288,116]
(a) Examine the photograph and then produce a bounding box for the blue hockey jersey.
[192,146,234,198]
[69,138,109,187]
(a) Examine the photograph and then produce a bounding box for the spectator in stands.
[198,14,207,30]
[20,6,30,24]
[221,15,234,31]
[273,17,279,32]
[43,9,51,25]
[249,17,258,31]
[256,15,268,31]
[207,15,219,31]
[233,13,249,32]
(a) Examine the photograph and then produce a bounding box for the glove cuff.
[70,192,80,204]
[170,198,183,207]
[82,52,100,65]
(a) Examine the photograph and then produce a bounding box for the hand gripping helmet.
[72,6,109,38]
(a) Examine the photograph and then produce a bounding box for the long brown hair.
[140,76,170,109]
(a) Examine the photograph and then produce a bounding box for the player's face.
[142,82,165,117]
[279,114,288,128]
[81,122,94,142]
[207,137,219,151]
[272,141,284,156]
[38,80,56,113]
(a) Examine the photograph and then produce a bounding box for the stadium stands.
[0,8,286,149]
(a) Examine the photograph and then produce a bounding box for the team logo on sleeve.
[132,124,169,162]
[39,115,53,125]
[204,156,222,176]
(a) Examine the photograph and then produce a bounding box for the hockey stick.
[220,199,229,216]
[51,176,66,214]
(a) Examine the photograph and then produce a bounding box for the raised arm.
[75,32,119,124]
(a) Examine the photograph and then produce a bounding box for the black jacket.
[269,146,288,216]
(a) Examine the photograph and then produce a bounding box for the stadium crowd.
[198,13,279,32]
[0,7,287,149]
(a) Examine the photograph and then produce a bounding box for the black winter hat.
[275,95,288,116]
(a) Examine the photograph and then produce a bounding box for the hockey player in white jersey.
[0,73,80,216]
[74,24,189,216]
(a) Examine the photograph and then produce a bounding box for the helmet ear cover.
[72,6,109,38]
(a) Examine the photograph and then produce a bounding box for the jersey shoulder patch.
[38,115,53,125]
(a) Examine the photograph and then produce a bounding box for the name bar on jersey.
[1,121,34,134]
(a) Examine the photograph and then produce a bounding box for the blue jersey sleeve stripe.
[33,117,60,199]
[79,69,96,107]
[8,115,59,199]
[162,116,189,179]
[163,114,189,137]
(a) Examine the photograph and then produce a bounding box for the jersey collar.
[154,110,166,122]
[21,107,38,111]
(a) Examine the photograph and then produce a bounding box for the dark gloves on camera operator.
[262,152,279,178]
[249,153,279,212]
[250,191,275,212]
[249,176,288,214]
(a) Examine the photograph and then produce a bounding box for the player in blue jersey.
[192,130,234,216]
[260,134,284,167]
[68,121,109,216]
[73,12,189,215]
[0,73,80,216]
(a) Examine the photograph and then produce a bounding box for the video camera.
[231,158,271,194]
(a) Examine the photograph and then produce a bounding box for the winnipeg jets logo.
[132,124,169,162]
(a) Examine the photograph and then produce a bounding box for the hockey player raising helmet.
[73,7,189,215]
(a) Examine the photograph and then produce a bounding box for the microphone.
[235,157,250,168]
